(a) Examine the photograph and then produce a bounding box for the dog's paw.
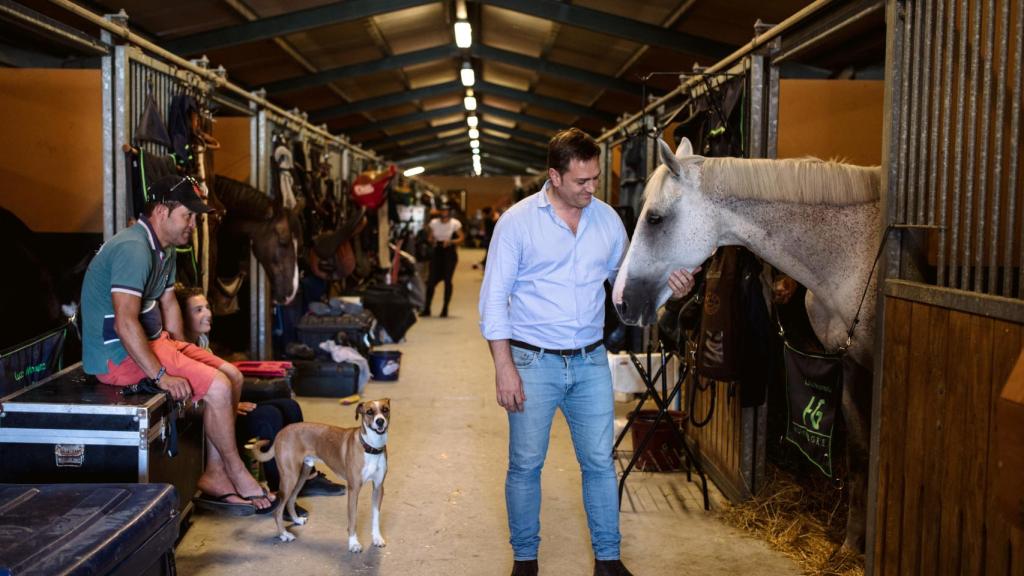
[372,534,386,547]
[348,536,363,553]
[291,515,307,526]
[279,531,296,542]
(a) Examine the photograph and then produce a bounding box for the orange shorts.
[97,332,226,401]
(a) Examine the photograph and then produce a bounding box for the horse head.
[213,177,300,306]
[252,203,300,306]
[613,137,717,325]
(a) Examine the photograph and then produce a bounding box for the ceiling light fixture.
[402,166,425,177]
[466,115,479,128]
[468,128,480,139]
[454,20,472,49]
[460,62,475,87]
[474,165,482,176]
[470,139,480,149]
[463,90,477,111]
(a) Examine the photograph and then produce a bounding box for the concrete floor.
[176,248,800,576]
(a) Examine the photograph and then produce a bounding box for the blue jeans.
[506,344,620,561]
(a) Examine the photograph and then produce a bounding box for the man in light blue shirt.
[480,128,696,576]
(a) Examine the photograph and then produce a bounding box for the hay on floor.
[718,464,864,576]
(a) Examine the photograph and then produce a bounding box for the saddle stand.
[614,344,710,511]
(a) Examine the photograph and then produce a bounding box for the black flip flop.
[243,489,281,515]
[194,492,256,517]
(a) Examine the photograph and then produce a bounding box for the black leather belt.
[509,339,603,357]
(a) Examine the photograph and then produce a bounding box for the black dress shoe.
[299,470,346,496]
[594,559,633,576]
[511,559,538,576]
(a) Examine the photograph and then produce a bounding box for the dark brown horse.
[210,177,300,314]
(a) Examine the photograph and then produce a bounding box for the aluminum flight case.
[0,363,204,515]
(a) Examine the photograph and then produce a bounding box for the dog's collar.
[360,434,385,455]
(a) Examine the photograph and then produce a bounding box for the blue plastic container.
[369,350,402,381]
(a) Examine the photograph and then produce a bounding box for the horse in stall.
[208,176,300,315]
[612,137,881,553]
[0,208,91,352]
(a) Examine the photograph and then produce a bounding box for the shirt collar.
[537,180,593,216]
[138,217,165,254]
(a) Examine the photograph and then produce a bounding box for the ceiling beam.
[482,153,542,171]
[351,104,464,136]
[479,121,549,146]
[478,104,563,134]
[398,134,470,157]
[165,0,435,56]
[362,119,467,150]
[471,44,638,95]
[263,44,459,95]
[471,0,733,60]
[479,136,547,160]
[310,81,462,122]
[476,80,616,124]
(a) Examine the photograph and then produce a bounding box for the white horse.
[612,137,881,552]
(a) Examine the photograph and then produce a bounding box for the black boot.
[510,559,538,576]
[594,559,633,576]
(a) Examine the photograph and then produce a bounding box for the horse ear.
[676,137,694,159]
[658,139,682,177]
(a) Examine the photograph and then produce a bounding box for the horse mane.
[214,176,275,219]
[700,156,881,205]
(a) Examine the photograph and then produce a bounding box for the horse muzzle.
[614,286,659,326]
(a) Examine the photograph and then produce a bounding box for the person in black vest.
[422,203,465,318]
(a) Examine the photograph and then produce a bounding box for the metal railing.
[891,0,1024,299]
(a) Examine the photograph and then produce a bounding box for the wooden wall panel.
[686,377,745,500]
[874,295,1024,575]
[212,117,251,184]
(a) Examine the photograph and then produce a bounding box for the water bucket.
[629,410,686,472]
[369,350,402,381]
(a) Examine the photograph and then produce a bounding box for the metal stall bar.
[894,0,913,226]
[934,0,953,287]
[1012,0,1024,297]
[989,0,1011,294]
[959,0,983,290]
[905,0,924,224]
[975,0,997,293]
[948,0,969,289]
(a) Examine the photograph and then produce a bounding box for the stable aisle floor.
[176,248,800,576]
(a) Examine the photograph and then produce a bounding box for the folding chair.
[613,342,710,510]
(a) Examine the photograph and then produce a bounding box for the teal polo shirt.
[81,218,177,375]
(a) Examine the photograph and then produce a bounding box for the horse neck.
[713,195,880,316]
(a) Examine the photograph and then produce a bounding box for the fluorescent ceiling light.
[474,165,482,175]
[460,62,475,87]
[464,93,477,111]
[466,115,479,128]
[454,21,472,48]
[470,139,480,149]
[468,128,480,139]
[402,166,425,177]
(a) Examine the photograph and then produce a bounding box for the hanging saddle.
[350,166,396,210]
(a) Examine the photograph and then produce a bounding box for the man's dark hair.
[142,199,182,218]
[547,128,600,175]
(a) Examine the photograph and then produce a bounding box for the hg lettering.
[802,396,825,431]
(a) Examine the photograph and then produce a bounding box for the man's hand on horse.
[158,374,191,402]
[668,267,700,299]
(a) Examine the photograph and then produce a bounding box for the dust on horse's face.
[613,138,719,326]
[250,211,300,305]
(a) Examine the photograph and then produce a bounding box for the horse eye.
[646,213,663,225]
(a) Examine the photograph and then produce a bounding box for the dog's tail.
[249,439,275,463]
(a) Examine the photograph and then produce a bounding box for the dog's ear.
[356,402,365,420]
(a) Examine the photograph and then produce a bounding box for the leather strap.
[509,339,602,357]
[360,435,384,455]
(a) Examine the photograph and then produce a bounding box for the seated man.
[80,175,275,514]
[175,285,344,498]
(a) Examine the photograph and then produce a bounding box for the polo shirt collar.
[138,217,165,254]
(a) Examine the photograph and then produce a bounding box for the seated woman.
[175,285,344,499]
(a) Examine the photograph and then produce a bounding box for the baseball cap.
[148,175,216,214]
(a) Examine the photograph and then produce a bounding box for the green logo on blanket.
[802,396,825,431]
[14,361,47,382]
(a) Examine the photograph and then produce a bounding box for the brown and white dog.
[251,398,390,549]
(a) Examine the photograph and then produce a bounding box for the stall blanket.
[0,322,68,397]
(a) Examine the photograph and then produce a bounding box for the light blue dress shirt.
[479,183,628,349]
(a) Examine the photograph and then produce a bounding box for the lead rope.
[838,224,895,353]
